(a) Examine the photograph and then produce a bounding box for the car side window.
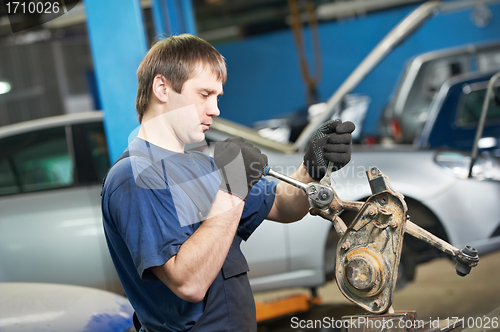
[0,126,74,195]
[0,158,18,195]
[85,122,110,180]
[71,121,110,184]
[458,85,500,126]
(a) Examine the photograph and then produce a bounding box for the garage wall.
[213,2,500,137]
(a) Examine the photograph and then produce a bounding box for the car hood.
[263,145,456,204]
[0,283,134,332]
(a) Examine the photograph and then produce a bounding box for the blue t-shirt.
[101,138,276,331]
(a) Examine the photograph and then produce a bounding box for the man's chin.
[186,134,206,145]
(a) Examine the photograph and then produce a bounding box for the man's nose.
[208,101,220,117]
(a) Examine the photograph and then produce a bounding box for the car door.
[0,122,118,292]
[421,73,500,150]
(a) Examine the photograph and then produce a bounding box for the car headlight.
[434,151,500,181]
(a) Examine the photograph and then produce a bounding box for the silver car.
[0,282,134,331]
[0,112,121,293]
[1,2,499,293]
[1,108,499,294]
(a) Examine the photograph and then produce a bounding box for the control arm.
[263,165,479,313]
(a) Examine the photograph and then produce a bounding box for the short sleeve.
[237,178,277,241]
[107,162,196,280]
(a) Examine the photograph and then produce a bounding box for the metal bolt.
[341,242,351,251]
[374,299,384,308]
[389,220,398,228]
[379,208,391,216]
[371,168,377,175]
[367,206,377,216]
[307,186,318,195]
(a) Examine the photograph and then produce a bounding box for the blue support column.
[83,0,148,162]
[151,0,197,37]
[181,0,197,36]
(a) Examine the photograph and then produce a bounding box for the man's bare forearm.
[151,190,244,302]
[267,163,314,223]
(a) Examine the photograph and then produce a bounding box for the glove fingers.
[227,136,263,155]
[318,119,341,135]
[324,151,351,166]
[230,137,244,143]
[214,142,241,169]
[335,121,355,134]
[243,140,262,154]
[304,120,353,179]
[245,155,267,175]
[327,133,352,144]
[214,137,268,199]
[324,144,350,153]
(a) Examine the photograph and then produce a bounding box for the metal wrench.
[263,165,334,208]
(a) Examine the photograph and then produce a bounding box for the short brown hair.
[135,34,227,123]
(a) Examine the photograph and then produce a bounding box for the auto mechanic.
[101,33,354,332]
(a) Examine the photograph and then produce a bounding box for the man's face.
[165,65,223,145]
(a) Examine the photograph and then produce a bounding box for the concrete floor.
[256,250,500,331]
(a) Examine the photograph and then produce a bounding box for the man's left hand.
[303,119,355,181]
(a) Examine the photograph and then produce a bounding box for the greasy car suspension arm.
[263,165,479,314]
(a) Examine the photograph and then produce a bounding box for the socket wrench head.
[455,246,479,277]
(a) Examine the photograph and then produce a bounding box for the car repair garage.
[0,1,500,331]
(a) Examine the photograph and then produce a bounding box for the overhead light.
[0,81,11,95]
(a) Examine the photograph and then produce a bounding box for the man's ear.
[152,74,169,103]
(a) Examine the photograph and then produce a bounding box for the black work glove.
[213,137,268,199]
[303,119,355,181]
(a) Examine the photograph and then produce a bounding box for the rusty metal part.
[336,189,407,314]
[344,248,386,297]
[405,219,457,256]
[405,220,479,276]
[264,165,479,315]
[341,241,351,251]
[309,208,348,236]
